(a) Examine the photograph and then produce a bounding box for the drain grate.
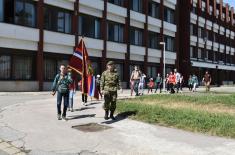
[72,123,112,132]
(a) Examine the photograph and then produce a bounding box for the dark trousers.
[166,83,170,91]
[176,82,180,93]
[155,82,162,93]
[82,93,87,103]
[134,80,140,96]
[188,84,193,91]
[57,92,69,117]
[169,83,175,94]
[180,82,183,91]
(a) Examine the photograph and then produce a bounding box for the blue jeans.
[69,90,74,109]
[57,92,69,117]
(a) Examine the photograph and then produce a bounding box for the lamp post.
[160,42,166,92]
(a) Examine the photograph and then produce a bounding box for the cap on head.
[107,61,115,66]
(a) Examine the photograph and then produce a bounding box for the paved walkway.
[0,88,235,155]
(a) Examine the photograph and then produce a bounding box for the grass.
[116,93,235,138]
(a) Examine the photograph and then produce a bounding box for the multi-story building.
[0,0,178,91]
[179,0,235,86]
[0,0,234,91]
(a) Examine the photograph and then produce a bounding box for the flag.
[87,75,99,99]
[68,39,99,99]
[68,41,83,74]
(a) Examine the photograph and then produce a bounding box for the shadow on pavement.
[74,106,95,111]
[87,102,101,106]
[68,114,96,120]
[101,111,137,124]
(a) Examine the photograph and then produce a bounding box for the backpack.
[56,75,69,94]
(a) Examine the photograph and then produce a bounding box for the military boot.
[104,110,109,120]
[110,110,116,120]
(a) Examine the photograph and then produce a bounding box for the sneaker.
[57,114,62,120]
[62,116,68,121]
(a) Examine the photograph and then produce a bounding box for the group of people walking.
[129,66,212,95]
[52,61,120,121]
[51,63,212,121]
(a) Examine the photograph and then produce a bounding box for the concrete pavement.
[0,88,235,155]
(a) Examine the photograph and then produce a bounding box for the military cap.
[107,61,115,65]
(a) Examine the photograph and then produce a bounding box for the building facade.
[0,0,178,91]
[0,0,234,91]
[179,0,235,86]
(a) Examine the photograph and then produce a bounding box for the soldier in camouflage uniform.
[100,61,120,120]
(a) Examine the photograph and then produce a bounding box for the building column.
[37,0,44,91]
[73,0,79,48]
[101,0,108,72]
[143,0,149,74]
[124,0,130,86]
[159,0,164,74]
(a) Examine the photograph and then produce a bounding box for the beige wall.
[0,81,39,92]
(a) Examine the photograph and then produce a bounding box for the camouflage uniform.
[100,61,120,120]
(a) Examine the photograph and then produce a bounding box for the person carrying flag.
[101,61,121,120]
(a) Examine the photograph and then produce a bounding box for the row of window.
[0,0,176,31]
[0,52,176,81]
[190,24,234,44]
[191,5,235,24]
[190,46,235,64]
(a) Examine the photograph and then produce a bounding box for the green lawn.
[116,93,235,138]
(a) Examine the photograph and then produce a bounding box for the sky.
[223,0,235,8]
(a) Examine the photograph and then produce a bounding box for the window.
[208,50,214,61]
[164,35,175,52]
[44,58,57,80]
[107,21,124,43]
[226,54,231,64]
[147,66,157,79]
[44,58,68,80]
[14,0,36,27]
[190,46,193,58]
[198,48,202,59]
[44,5,72,34]
[12,55,33,80]
[149,1,160,19]
[164,7,175,24]
[192,7,197,14]
[131,0,142,13]
[108,0,124,6]
[190,46,197,59]
[198,27,203,38]
[0,0,3,22]
[130,27,143,46]
[148,31,160,49]
[0,55,11,79]
[115,63,123,81]
[79,14,101,39]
